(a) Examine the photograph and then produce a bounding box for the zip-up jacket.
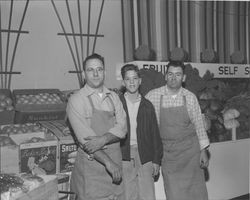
[119,94,163,165]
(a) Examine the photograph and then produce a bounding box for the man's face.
[165,66,185,90]
[123,70,141,94]
[83,58,105,89]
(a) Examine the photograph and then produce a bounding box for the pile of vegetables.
[185,64,250,142]
[222,92,250,139]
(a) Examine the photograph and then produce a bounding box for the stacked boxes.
[0,123,57,174]
[0,89,15,125]
[13,89,66,123]
[38,120,77,173]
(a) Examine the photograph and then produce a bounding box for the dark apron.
[159,95,208,200]
[71,95,124,200]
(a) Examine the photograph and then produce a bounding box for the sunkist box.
[39,120,77,173]
[19,140,58,175]
[0,89,15,125]
[13,89,66,124]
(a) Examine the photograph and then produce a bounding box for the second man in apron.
[146,60,209,200]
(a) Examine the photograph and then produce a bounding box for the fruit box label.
[20,141,57,175]
[59,142,77,173]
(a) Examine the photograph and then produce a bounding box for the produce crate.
[0,89,15,125]
[14,175,58,200]
[19,140,58,175]
[58,140,77,173]
[38,120,77,173]
[13,89,66,123]
[0,139,19,173]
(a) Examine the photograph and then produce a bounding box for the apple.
[4,97,13,105]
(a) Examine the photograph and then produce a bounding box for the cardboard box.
[0,89,15,125]
[58,140,77,173]
[20,140,58,175]
[39,120,77,173]
[14,175,58,200]
[15,110,66,124]
[0,144,19,173]
[13,89,66,123]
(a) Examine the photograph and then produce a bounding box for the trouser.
[122,145,155,200]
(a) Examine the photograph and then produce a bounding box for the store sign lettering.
[61,144,77,153]
[116,61,250,80]
[218,65,250,76]
[142,64,168,74]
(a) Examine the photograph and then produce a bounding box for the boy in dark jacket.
[120,64,163,200]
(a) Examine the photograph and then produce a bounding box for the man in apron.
[146,60,209,200]
[66,53,127,200]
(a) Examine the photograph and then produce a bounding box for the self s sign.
[245,66,250,75]
[218,66,238,75]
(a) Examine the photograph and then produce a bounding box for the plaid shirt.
[146,86,209,150]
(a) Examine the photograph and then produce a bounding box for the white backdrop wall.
[0,0,123,90]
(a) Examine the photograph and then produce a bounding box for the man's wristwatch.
[87,154,94,161]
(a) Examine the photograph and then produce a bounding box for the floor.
[230,194,250,200]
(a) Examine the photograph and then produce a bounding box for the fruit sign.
[116,61,250,80]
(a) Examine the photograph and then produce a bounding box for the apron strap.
[87,94,115,114]
[183,95,186,105]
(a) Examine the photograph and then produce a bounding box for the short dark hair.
[166,60,185,74]
[83,53,105,71]
[121,64,140,79]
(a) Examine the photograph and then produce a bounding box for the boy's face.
[123,70,141,94]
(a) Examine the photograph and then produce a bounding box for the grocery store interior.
[0,1,249,200]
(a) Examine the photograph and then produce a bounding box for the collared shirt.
[146,86,209,150]
[66,84,127,145]
[124,92,141,145]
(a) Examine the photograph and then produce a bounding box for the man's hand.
[83,136,106,154]
[200,148,209,169]
[152,163,160,177]
[105,160,122,184]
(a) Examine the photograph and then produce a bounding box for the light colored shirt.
[66,85,127,145]
[124,93,141,145]
[146,86,209,150]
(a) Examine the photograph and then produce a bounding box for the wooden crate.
[13,89,66,123]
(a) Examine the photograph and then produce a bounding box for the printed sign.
[20,141,57,175]
[59,142,77,173]
[116,61,250,80]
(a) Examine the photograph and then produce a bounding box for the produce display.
[0,93,14,112]
[0,123,45,135]
[0,173,44,200]
[185,65,250,142]
[134,63,250,143]
[15,93,63,105]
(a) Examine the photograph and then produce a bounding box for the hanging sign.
[116,61,250,80]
